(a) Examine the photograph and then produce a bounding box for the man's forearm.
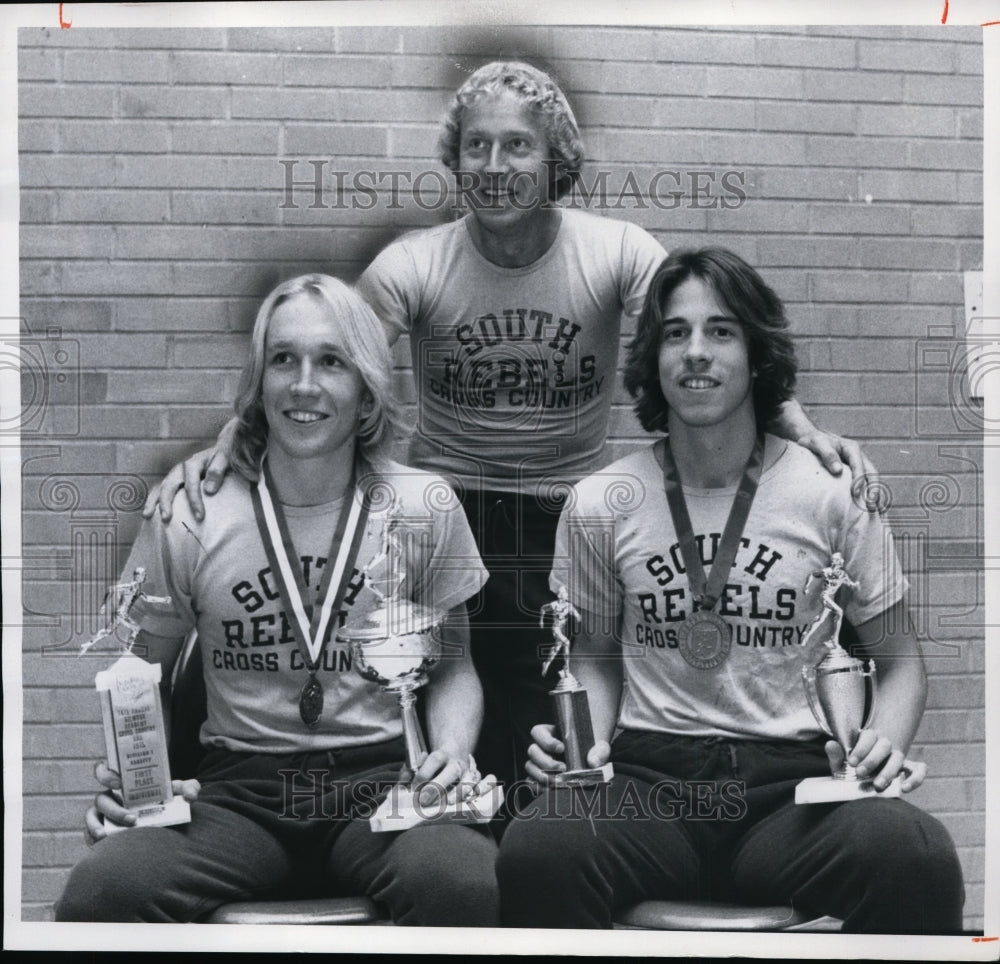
[424,606,482,760]
[866,655,927,757]
[770,397,814,441]
[855,601,928,756]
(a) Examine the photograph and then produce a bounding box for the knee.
[840,801,965,923]
[496,805,599,898]
[382,827,499,927]
[844,801,961,877]
[495,818,554,887]
[55,842,158,922]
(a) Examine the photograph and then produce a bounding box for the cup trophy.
[337,502,503,831]
[795,553,903,805]
[80,567,192,831]
[540,587,614,786]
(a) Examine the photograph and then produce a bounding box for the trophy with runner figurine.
[795,553,904,804]
[338,501,503,831]
[81,567,192,831]
[539,587,613,786]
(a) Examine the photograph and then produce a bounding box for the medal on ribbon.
[251,459,371,727]
[662,434,765,671]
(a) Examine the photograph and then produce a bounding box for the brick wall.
[16,24,985,928]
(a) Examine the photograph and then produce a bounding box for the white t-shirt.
[126,463,488,753]
[357,209,666,493]
[551,436,908,741]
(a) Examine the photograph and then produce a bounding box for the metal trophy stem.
[397,689,429,772]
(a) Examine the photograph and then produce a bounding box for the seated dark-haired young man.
[495,247,964,932]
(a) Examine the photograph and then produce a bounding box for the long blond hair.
[229,274,404,480]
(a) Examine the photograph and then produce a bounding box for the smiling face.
[261,292,367,470]
[457,90,554,235]
[658,275,754,433]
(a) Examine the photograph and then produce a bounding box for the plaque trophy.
[795,553,903,805]
[82,567,192,831]
[540,587,613,786]
[338,503,503,832]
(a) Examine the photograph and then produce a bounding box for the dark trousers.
[55,741,499,926]
[496,731,965,932]
[459,490,565,796]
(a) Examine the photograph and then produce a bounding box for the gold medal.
[677,609,731,670]
[299,673,324,727]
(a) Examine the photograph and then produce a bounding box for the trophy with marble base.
[83,568,191,831]
[795,554,903,805]
[541,588,614,786]
[338,504,503,832]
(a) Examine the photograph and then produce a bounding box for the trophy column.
[83,567,191,831]
[541,588,613,787]
[95,652,192,831]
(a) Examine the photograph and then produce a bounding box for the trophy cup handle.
[801,666,831,736]
[861,659,878,730]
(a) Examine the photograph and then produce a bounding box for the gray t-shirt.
[552,435,908,742]
[357,209,666,493]
[127,463,487,753]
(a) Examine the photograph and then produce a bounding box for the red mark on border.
[941,0,948,23]
[982,20,1000,26]
[59,3,72,28]
[972,936,998,942]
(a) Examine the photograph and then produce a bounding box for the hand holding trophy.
[81,568,192,831]
[338,501,503,831]
[540,587,614,786]
[795,553,904,804]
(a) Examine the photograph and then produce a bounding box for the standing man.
[149,62,870,803]
[495,248,964,932]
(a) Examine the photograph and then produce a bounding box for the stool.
[614,900,842,932]
[206,896,391,925]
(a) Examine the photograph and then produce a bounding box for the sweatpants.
[496,730,964,932]
[56,740,499,925]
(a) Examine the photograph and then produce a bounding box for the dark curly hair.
[437,61,584,202]
[624,247,798,433]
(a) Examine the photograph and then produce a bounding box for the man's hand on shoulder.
[141,418,238,523]
[772,399,884,511]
